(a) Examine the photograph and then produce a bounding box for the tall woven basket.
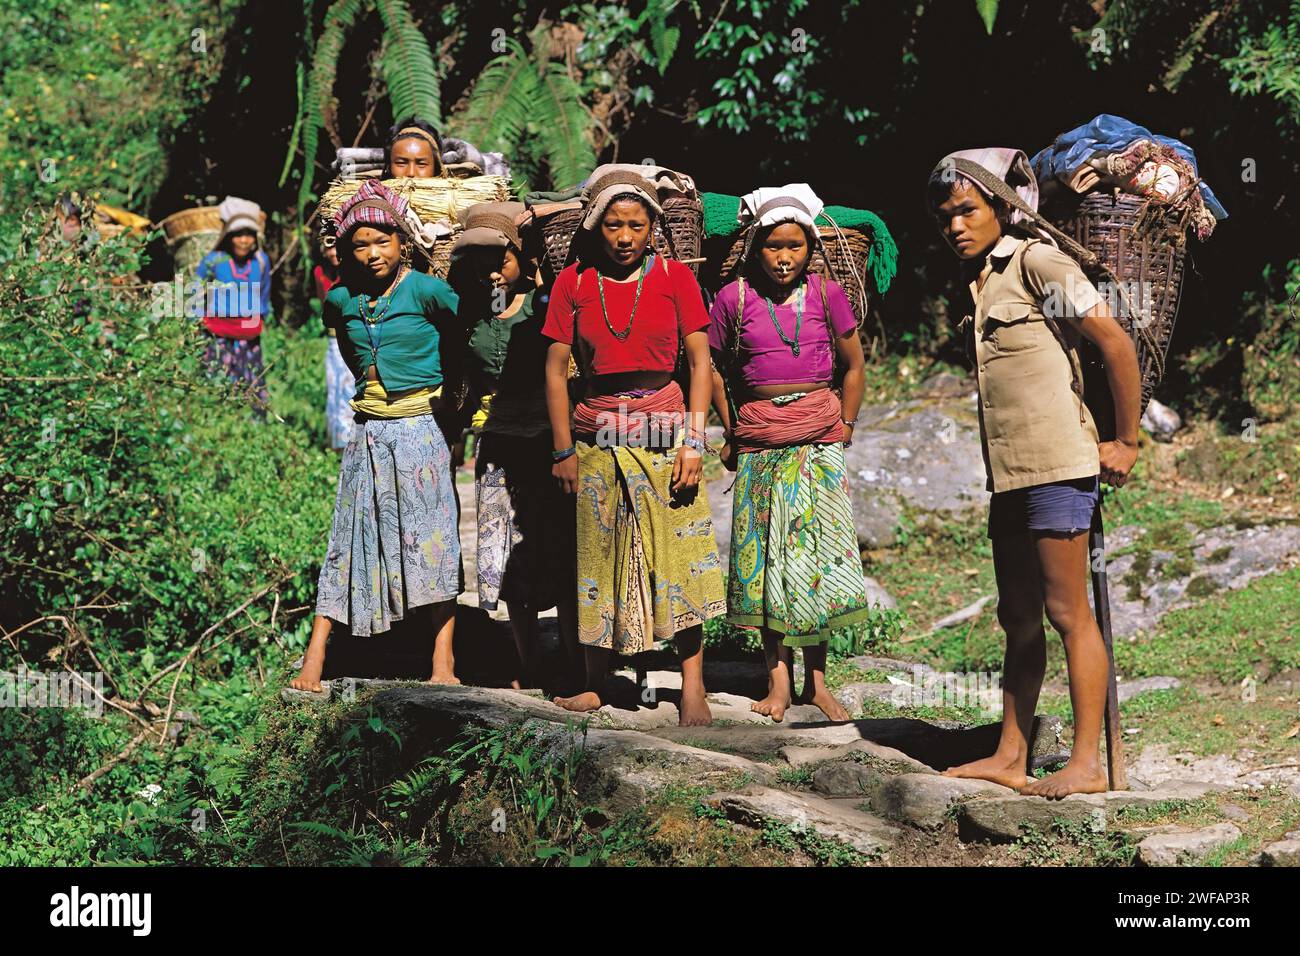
[714,225,874,324]
[1053,191,1188,438]
[536,196,703,281]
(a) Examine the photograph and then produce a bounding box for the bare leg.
[1021,531,1109,798]
[675,624,712,727]
[428,600,460,684]
[800,642,850,721]
[506,601,542,690]
[554,645,610,712]
[751,629,792,722]
[289,614,332,691]
[555,587,583,696]
[943,532,1041,790]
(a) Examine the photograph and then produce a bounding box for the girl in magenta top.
[707,271,858,388]
[707,184,872,724]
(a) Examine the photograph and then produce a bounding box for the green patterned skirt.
[728,441,873,647]
[575,439,726,654]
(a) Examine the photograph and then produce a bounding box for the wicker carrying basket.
[1053,191,1188,435]
[160,206,268,243]
[535,195,704,280]
[714,225,874,323]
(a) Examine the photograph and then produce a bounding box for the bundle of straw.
[316,174,510,231]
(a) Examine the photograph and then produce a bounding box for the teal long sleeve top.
[323,271,460,400]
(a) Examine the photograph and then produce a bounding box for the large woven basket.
[536,205,692,280]
[1052,191,1188,435]
[417,223,461,280]
[160,206,267,243]
[713,225,873,323]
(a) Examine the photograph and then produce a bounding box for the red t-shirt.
[541,256,709,374]
[313,263,340,302]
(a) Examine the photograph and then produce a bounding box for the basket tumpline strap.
[956,157,1165,386]
[948,158,1099,268]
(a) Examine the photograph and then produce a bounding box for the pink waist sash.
[732,388,842,453]
[573,380,686,447]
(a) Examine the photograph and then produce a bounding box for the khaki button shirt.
[961,235,1102,493]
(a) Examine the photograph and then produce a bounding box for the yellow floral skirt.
[574,437,726,654]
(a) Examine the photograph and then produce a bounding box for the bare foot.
[807,688,851,722]
[429,669,461,685]
[679,684,713,727]
[289,659,325,693]
[553,691,603,712]
[1020,760,1108,799]
[751,691,789,723]
[943,753,1029,791]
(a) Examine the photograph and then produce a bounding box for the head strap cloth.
[335,179,413,239]
[581,168,662,230]
[395,125,439,150]
[930,151,1098,266]
[737,184,824,262]
[213,195,264,251]
[451,201,527,262]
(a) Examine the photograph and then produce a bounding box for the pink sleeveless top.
[707,274,857,387]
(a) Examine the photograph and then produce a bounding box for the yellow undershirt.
[350,379,442,419]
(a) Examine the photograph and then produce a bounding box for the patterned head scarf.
[737,183,824,262]
[581,166,662,230]
[928,147,1040,226]
[334,179,412,240]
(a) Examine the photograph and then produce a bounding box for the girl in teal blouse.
[292,181,463,692]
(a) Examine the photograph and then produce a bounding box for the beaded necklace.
[228,254,254,281]
[763,281,807,357]
[359,266,407,366]
[596,253,654,341]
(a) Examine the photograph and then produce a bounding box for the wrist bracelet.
[552,445,576,462]
[841,417,857,428]
[681,435,706,454]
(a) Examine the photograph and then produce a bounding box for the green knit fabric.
[700,191,898,295]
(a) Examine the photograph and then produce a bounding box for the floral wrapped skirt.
[314,413,461,636]
[575,438,725,654]
[727,441,873,647]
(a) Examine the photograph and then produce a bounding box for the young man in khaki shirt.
[927,149,1141,798]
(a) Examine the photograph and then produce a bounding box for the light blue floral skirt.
[314,413,461,636]
[324,336,356,450]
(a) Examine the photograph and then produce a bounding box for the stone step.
[704,785,901,859]
[956,781,1223,843]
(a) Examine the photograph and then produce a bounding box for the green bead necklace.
[764,281,807,357]
[596,253,654,341]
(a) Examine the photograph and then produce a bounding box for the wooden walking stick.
[1090,489,1127,791]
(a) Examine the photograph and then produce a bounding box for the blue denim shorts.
[988,475,1099,539]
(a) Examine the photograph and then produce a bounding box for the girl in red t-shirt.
[541,168,726,726]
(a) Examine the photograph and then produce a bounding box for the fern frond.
[532,60,596,191]
[455,40,537,152]
[298,0,369,217]
[373,0,441,123]
[652,25,680,73]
